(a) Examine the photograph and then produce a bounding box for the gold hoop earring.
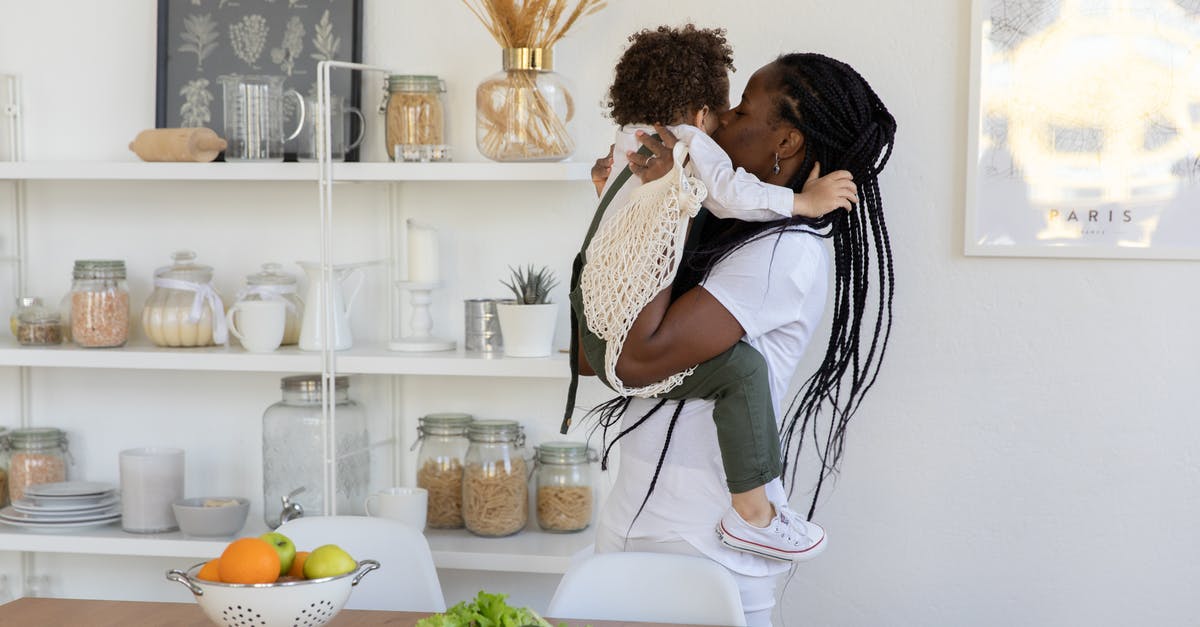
[772,153,781,175]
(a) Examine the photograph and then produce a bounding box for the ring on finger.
[646,154,658,164]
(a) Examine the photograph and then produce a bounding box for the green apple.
[259,532,297,576]
[303,544,356,579]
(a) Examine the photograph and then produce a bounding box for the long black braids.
[674,53,897,519]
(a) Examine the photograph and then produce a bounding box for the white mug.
[120,447,185,534]
[227,300,286,353]
[364,487,428,530]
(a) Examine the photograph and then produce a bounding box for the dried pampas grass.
[461,0,606,49]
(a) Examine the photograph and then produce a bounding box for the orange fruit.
[217,538,281,585]
[196,559,221,582]
[288,551,310,579]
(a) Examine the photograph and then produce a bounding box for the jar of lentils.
[462,419,527,537]
[5,427,69,502]
[414,412,473,529]
[534,441,595,533]
[69,260,129,348]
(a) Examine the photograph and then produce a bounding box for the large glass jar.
[384,75,449,162]
[413,412,473,529]
[142,251,225,347]
[236,263,304,346]
[262,375,369,528]
[463,419,528,537]
[476,48,575,162]
[69,260,129,348]
[534,441,595,533]
[5,427,69,502]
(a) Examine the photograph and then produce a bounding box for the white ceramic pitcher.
[296,261,367,351]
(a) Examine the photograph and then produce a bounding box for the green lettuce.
[415,590,554,627]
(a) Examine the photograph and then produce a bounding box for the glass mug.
[296,95,365,162]
[218,74,304,161]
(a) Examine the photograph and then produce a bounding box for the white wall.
[2,1,1198,626]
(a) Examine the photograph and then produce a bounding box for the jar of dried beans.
[463,419,527,537]
[5,427,69,502]
[533,441,595,533]
[383,75,448,162]
[69,260,129,348]
[414,412,473,529]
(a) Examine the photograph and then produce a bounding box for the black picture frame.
[155,0,364,162]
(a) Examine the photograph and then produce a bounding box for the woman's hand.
[591,144,614,197]
[627,124,676,183]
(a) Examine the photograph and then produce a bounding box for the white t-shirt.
[595,124,793,237]
[593,227,830,578]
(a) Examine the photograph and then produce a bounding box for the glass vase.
[476,48,575,162]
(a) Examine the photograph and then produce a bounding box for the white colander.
[166,559,379,627]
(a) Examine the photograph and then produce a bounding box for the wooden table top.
[0,597,715,627]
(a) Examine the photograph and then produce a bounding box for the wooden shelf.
[0,339,570,378]
[0,161,593,182]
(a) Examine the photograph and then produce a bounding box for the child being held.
[566,24,855,562]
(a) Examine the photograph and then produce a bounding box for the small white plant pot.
[496,303,557,357]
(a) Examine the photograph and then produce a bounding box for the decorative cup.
[364,487,428,530]
[227,300,286,353]
[120,447,185,533]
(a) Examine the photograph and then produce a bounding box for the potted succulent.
[496,265,559,357]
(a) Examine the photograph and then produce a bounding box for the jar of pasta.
[463,419,527,537]
[533,441,595,533]
[414,412,473,529]
[383,75,448,162]
[69,260,129,348]
[5,427,69,502]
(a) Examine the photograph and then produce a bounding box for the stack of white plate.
[1,481,121,530]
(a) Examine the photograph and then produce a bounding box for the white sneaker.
[715,503,827,562]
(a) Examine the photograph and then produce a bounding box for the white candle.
[407,220,440,283]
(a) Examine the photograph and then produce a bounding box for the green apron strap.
[562,144,654,434]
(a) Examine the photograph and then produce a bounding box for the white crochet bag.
[581,140,707,397]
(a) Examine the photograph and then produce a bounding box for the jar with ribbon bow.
[141,251,227,347]
[234,263,304,346]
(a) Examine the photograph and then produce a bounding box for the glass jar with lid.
[236,263,304,346]
[12,298,63,346]
[69,260,129,348]
[4,427,69,502]
[142,251,226,348]
[462,419,528,537]
[262,374,369,528]
[383,75,449,162]
[413,412,473,529]
[10,296,40,337]
[534,441,595,533]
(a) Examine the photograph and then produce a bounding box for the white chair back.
[277,515,446,612]
[546,551,747,626]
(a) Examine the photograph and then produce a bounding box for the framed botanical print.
[155,0,363,161]
[965,0,1200,259]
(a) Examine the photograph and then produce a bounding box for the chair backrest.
[277,515,446,612]
[546,551,747,626]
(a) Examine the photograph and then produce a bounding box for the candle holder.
[389,280,456,352]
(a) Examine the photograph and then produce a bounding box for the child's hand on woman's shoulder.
[792,163,858,218]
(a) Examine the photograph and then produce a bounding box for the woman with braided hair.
[586,52,896,625]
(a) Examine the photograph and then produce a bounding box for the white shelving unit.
[0,161,593,182]
[0,153,592,576]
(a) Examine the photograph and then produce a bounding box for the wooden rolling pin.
[129,128,227,162]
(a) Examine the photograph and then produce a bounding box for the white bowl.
[166,560,379,627]
[171,497,250,537]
